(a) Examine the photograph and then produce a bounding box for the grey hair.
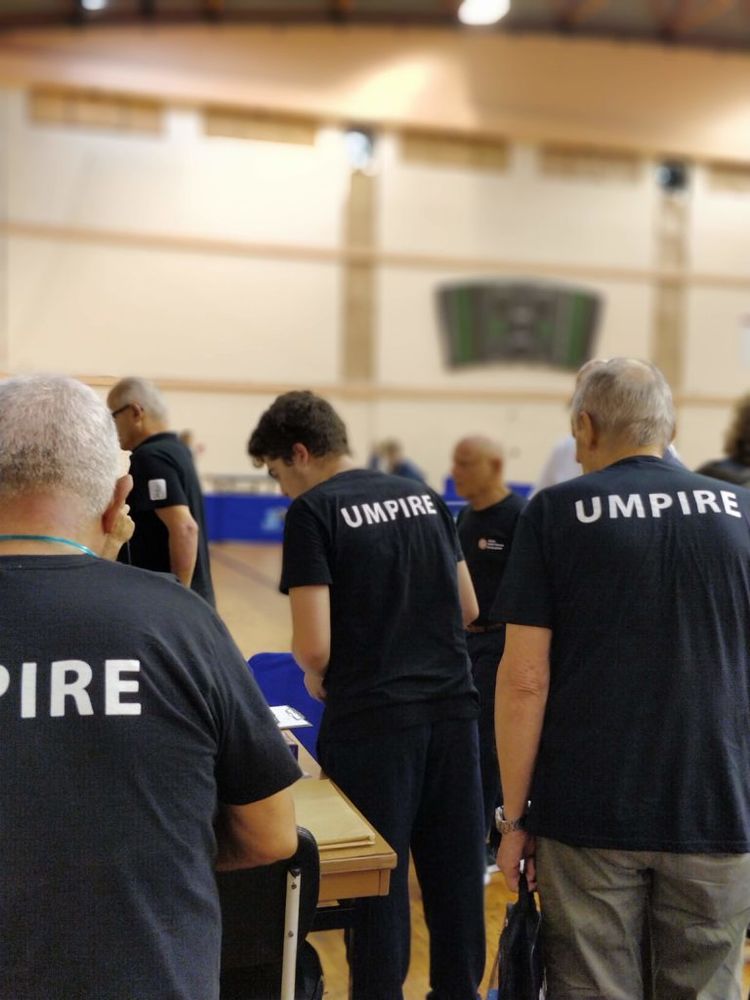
[0,375,120,517]
[571,358,675,451]
[109,376,168,422]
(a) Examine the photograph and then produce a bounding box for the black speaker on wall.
[436,280,603,372]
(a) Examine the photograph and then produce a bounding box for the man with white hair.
[495,358,750,999]
[107,376,215,605]
[0,374,300,999]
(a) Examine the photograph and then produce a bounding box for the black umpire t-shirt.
[280,469,478,739]
[457,492,525,625]
[121,431,216,606]
[0,555,301,999]
[496,455,750,853]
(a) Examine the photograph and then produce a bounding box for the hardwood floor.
[210,541,750,1000]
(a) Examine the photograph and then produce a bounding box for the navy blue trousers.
[465,632,505,840]
[318,717,486,1000]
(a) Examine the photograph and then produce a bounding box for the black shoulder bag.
[487,871,546,1000]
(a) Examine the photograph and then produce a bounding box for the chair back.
[218,826,321,999]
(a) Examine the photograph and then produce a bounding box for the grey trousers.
[536,837,750,1000]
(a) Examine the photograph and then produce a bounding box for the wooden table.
[289,738,397,914]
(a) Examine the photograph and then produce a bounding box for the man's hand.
[101,503,135,560]
[303,671,326,702]
[498,830,537,892]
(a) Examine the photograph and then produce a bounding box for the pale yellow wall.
[380,140,657,268]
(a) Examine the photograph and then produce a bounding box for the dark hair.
[725,394,750,466]
[248,390,349,464]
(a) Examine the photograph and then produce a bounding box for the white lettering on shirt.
[21,662,36,719]
[407,495,426,516]
[341,506,364,528]
[0,659,143,718]
[362,502,389,525]
[105,660,141,716]
[574,489,743,523]
[721,491,742,518]
[649,493,673,517]
[397,498,412,517]
[340,495,440,529]
[50,660,94,717]
[693,490,721,514]
[608,494,645,519]
[383,500,400,520]
[575,497,602,523]
[677,491,692,514]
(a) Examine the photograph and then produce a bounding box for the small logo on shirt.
[148,478,167,501]
[478,537,505,551]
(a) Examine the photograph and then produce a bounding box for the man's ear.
[574,411,597,450]
[291,442,311,466]
[102,474,133,534]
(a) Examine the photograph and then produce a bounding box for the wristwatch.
[495,805,526,835]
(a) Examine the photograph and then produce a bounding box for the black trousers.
[318,717,486,1000]
[465,632,505,840]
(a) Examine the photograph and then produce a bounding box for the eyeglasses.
[110,404,133,419]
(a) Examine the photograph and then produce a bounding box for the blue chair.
[248,653,324,758]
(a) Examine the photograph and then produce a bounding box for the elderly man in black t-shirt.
[0,374,301,999]
[452,436,524,867]
[495,358,750,1000]
[249,391,486,1000]
[107,376,215,606]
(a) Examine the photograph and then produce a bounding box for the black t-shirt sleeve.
[129,447,189,512]
[208,620,302,804]
[491,502,554,628]
[279,497,333,594]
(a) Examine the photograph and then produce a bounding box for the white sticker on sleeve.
[148,478,167,501]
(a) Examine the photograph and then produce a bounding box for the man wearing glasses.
[108,376,215,606]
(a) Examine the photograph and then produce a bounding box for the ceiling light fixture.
[458,0,511,26]
[81,0,109,11]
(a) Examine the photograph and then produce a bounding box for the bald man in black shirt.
[452,436,524,863]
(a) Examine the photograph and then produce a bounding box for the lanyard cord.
[0,533,98,558]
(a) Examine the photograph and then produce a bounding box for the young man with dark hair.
[249,390,486,1000]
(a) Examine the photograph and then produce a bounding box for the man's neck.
[0,498,98,555]
[583,444,663,475]
[469,484,510,512]
[305,454,356,491]
[132,419,169,449]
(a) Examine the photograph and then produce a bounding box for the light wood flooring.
[210,541,750,1000]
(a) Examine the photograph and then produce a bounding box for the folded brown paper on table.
[294,779,376,851]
